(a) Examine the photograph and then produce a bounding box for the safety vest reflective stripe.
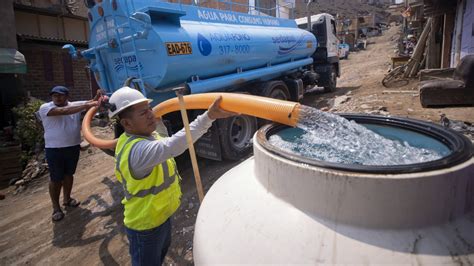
[115,135,176,201]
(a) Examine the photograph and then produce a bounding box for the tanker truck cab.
[295,14,340,92]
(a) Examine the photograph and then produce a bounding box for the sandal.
[63,198,80,208]
[52,210,64,222]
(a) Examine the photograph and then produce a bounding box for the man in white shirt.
[38,86,98,222]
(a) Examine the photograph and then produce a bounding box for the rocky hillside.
[294,0,390,19]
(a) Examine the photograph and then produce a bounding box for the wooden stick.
[404,17,432,78]
[174,88,205,203]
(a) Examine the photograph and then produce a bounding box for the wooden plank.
[0,157,22,164]
[383,90,418,94]
[391,56,410,68]
[0,154,22,161]
[405,18,432,77]
[0,172,21,181]
[441,12,455,68]
[419,68,455,81]
[1,164,22,170]
[1,169,22,176]
[0,145,21,153]
[0,166,22,172]
[426,17,442,69]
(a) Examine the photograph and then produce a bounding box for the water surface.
[268,106,449,166]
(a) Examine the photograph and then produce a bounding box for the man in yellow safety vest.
[108,86,235,265]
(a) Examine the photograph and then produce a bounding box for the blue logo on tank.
[276,34,312,56]
[198,33,212,56]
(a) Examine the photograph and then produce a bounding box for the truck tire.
[261,80,290,100]
[258,80,291,126]
[218,115,258,160]
[323,65,337,93]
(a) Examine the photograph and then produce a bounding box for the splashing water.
[268,106,448,166]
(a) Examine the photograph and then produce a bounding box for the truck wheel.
[258,80,291,126]
[218,115,258,160]
[323,65,337,93]
[261,80,290,100]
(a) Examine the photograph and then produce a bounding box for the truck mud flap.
[195,123,222,161]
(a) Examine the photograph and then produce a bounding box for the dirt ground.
[1,25,473,266]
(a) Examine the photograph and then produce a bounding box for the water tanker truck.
[64,0,340,160]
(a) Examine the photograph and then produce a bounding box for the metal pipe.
[187,58,313,94]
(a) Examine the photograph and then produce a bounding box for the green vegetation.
[12,99,44,167]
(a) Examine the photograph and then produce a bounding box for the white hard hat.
[108,86,152,118]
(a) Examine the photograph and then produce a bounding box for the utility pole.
[403,0,408,34]
[307,0,317,32]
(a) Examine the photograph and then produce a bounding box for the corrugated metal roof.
[17,34,88,46]
[14,3,88,20]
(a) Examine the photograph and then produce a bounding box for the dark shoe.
[52,210,64,222]
[63,198,80,208]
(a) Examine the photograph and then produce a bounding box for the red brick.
[19,43,92,101]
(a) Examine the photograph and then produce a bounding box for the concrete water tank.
[193,115,474,264]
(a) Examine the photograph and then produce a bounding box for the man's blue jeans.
[125,219,172,266]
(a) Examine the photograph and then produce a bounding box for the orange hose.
[82,93,301,150]
[82,106,117,149]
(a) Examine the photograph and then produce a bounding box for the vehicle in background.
[338,43,350,59]
[295,13,340,93]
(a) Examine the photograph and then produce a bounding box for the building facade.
[13,0,92,102]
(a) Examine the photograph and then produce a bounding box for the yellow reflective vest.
[114,133,182,231]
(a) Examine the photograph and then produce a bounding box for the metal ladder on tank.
[108,0,148,96]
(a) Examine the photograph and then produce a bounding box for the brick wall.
[18,42,92,102]
[257,0,276,16]
[199,0,249,13]
[168,0,249,13]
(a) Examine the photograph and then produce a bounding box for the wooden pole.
[355,16,359,41]
[426,16,442,69]
[404,17,432,77]
[454,0,464,66]
[441,12,455,68]
[174,88,205,203]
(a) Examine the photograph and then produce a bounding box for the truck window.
[331,19,337,35]
[298,23,307,30]
[312,20,327,46]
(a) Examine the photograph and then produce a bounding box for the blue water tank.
[86,1,316,102]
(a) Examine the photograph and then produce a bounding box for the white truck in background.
[295,13,340,92]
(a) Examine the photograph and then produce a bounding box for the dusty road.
[1,25,473,265]
[302,26,474,123]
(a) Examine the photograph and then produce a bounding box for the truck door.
[312,19,327,48]
[326,18,339,59]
